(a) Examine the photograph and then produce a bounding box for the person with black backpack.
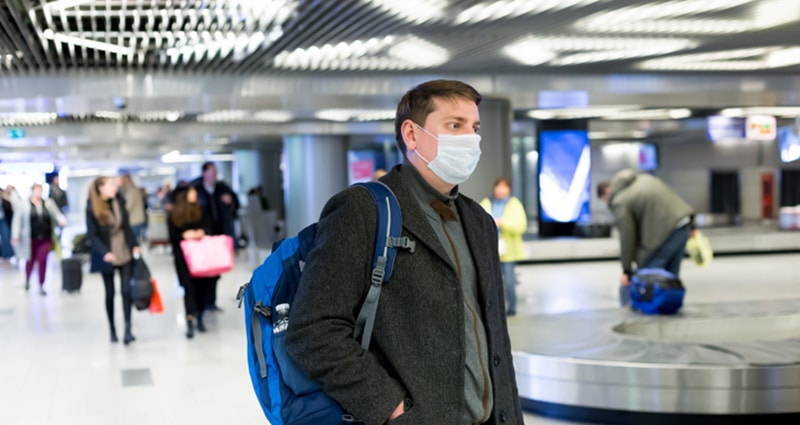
[284,80,523,424]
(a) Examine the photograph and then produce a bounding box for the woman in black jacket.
[86,176,141,345]
[167,184,212,338]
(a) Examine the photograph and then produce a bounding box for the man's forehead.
[429,97,480,118]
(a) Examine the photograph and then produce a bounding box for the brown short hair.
[394,80,482,154]
[494,177,511,190]
[597,181,610,199]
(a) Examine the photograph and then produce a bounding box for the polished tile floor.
[0,246,797,425]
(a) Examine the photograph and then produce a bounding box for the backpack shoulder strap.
[352,181,410,349]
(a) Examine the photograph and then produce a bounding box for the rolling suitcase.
[62,257,83,293]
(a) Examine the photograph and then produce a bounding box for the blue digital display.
[639,144,658,171]
[538,130,591,223]
[778,126,800,163]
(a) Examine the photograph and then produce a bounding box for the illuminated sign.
[745,115,776,141]
[706,116,745,142]
[5,128,25,139]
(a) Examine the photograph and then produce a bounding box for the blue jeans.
[501,262,517,315]
[0,218,12,259]
[131,224,146,242]
[620,224,691,306]
[643,224,692,278]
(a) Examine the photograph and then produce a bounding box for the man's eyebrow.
[444,115,481,126]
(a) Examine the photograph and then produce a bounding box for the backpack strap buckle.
[387,236,415,253]
[370,256,387,287]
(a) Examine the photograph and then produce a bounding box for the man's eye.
[474,127,481,134]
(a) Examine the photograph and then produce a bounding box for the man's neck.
[407,154,455,195]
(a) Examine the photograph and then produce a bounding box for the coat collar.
[382,165,453,269]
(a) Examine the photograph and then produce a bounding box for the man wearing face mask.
[286,80,523,425]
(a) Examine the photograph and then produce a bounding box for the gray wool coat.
[286,165,523,425]
[10,198,65,262]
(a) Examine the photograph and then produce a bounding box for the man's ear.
[401,120,418,152]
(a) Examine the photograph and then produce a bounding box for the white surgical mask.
[414,125,482,185]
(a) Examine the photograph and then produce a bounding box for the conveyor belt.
[510,299,800,424]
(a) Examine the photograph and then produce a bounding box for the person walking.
[86,176,141,344]
[191,162,236,312]
[11,183,66,294]
[480,178,528,316]
[0,188,14,263]
[49,175,69,214]
[120,174,147,242]
[285,80,523,424]
[597,169,694,306]
[167,184,213,338]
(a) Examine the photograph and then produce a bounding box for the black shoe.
[123,325,135,345]
[110,330,119,343]
[24,281,29,291]
[39,288,46,296]
[196,316,207,333]
[186,319,195,339]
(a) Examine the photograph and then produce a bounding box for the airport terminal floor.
[0,244,798,424]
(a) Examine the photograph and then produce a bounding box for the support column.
[283,135,348,236]
[460,98,513,200]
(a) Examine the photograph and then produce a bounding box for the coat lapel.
[457,196,494,296]
[383,168,455,271]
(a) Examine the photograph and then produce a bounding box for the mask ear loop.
[411,123,434,165]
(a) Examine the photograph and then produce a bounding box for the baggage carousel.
[510,299,800,424]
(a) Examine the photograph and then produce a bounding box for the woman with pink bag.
[167,184,214,338]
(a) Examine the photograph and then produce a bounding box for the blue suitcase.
[630,268,685,315]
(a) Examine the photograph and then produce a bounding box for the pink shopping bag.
[180,235,235,278]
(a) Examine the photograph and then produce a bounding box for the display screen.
[538,130,591,223]
[778,126,800,163]
[639,143,658,171]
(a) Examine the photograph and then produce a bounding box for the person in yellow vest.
[481,178,527,316]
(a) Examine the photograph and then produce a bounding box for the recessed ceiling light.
[315,109,395,122]
[273,35,448,71]
[366,0,448,24]
[505,36,697,66]
[454,0,604,25]
[638,47,800,71]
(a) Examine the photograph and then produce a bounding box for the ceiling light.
[45,0,93,11]
[589,131,649,140]
[0,112,58,126]
[0,162,56,174]
[315,109,395,122]
[505,36,697,66]
[161,151,235,164]
[42,29,134,56]
[601,108,693,120]
[575,0,800,34]
[454,0,604,25]
[95,111,123,120]
[721,107,800,118]
[197,110,249,123]
[638,47,799,71]
[273,35,448,71]
[527,105,640,120]
[252,110,292,122]
[366,0,448,24]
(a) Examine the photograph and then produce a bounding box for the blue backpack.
[236,182,413,425]
[629,268,686,315]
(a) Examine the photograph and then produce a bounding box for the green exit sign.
[5,128,25,139]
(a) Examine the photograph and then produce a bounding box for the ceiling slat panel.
[0,0,797,74]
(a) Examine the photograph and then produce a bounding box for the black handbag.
[130,258,154,311]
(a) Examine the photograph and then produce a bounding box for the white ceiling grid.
[0,0,797,74]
